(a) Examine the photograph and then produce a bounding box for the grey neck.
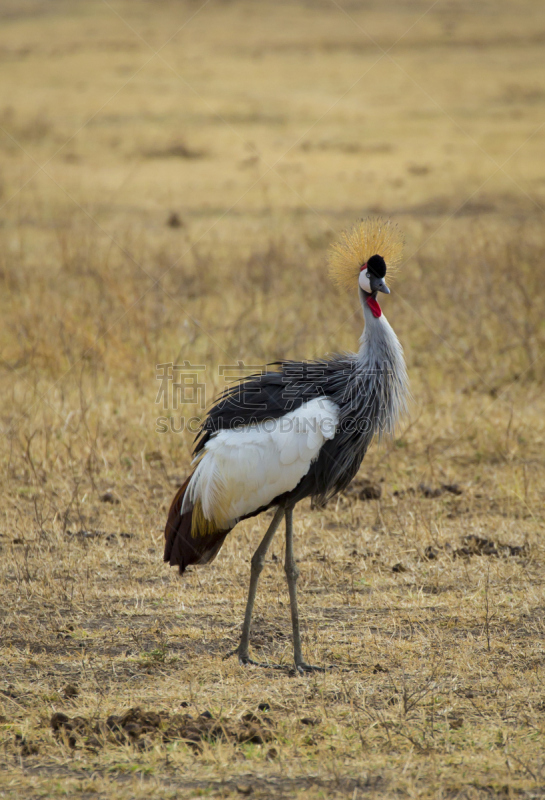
[357,292,410,435]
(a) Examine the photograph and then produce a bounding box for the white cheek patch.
[359,269,371,293]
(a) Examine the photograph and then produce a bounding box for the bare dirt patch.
[49,706,274,752]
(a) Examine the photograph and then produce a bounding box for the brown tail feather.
[164,475,230,574]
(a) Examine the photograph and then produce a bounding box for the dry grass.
[1,1,545,797]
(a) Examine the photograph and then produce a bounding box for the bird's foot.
[222,646,253,663]
[223,647,286,670]
[240,654,288,670]
[295,662,327,674]
[238,653,263,667]
[222,647,237,662]
[223,645,260,666]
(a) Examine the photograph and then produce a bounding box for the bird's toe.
[238,654,261,667]
[295,662,327,674]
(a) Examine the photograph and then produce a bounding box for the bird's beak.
[370,275,390,295]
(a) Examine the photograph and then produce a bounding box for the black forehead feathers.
[366,254,387,278]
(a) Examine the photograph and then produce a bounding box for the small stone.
[242,712,261,723]
[358,480,381,501]
[239,723,267,744]
[50,712,71,731]
[85,735,102,750]
[106,714,123,731]
[392,562,406,573]
[167,212,184,228]
[462,534,497,556]
[63,683,79,698]
[419,484,443,498]
[124,723,143,739]
[15,734,39,755]
[442,483,463,495]
[100,491,120,504]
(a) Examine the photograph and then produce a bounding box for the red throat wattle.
[366,296,382,318]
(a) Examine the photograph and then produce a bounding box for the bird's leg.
[234,505,284,665]
[284,507,325,674]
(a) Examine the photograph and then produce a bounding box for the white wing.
[187,397,339,526]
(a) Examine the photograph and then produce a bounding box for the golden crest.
[328,217,404,291]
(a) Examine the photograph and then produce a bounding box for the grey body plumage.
[195,294,409,513]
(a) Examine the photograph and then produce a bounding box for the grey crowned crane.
[164,218,409,673]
